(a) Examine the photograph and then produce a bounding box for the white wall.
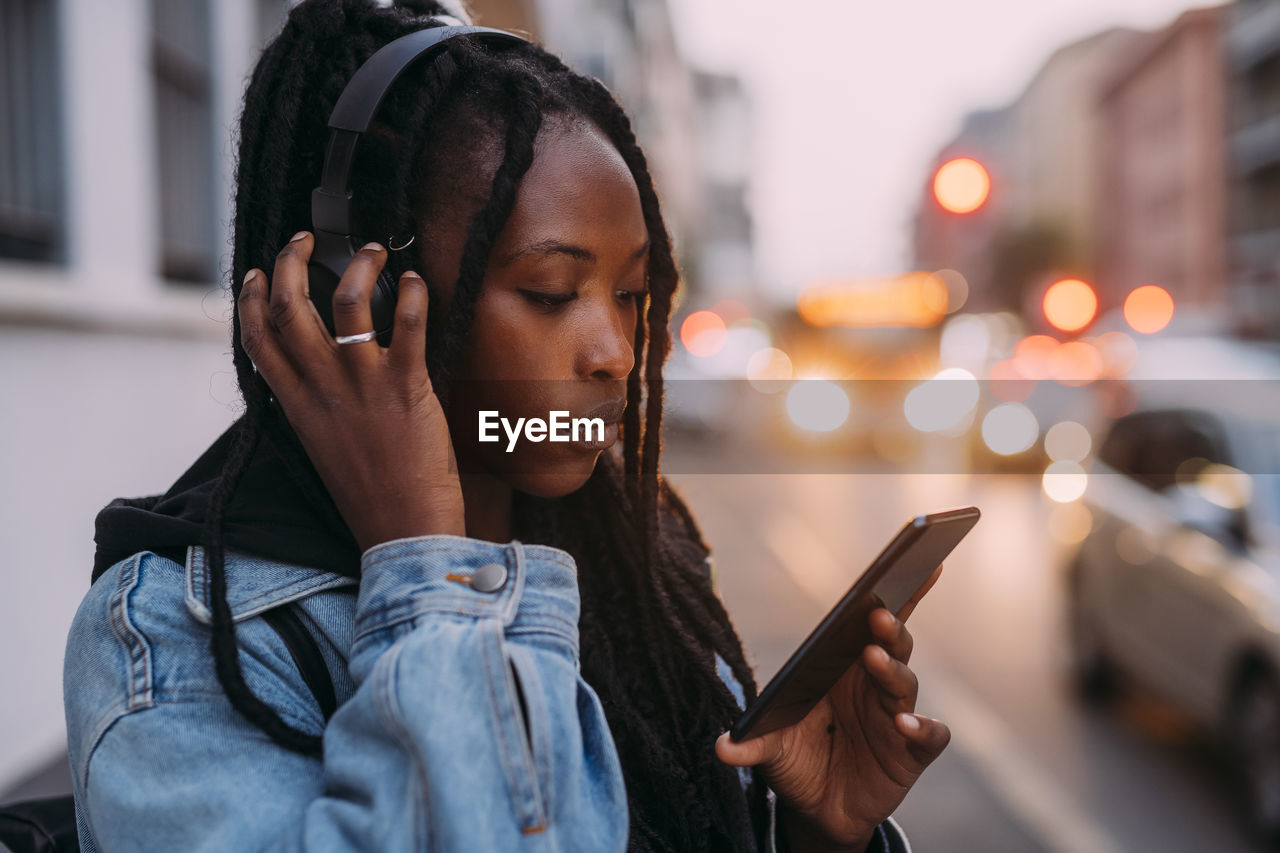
[0,328,239,789]
[0,0,272,790]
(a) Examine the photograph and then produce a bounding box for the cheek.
[459,293,569,381]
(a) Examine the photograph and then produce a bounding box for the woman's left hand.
[715,565,951,852]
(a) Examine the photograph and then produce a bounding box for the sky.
[666,0,1214,301]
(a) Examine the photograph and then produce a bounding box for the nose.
[576,295,636,380]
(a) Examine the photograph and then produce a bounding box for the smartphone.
[729,506,980,742]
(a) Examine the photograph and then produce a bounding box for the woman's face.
[419,116,649,498]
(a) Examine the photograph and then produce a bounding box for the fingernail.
[899,713,920,732]
[402,269,422,280]
[242,269,257,286]
[363,242,385,253]
[290,231,309,242]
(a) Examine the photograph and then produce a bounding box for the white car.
[1065,376,1280,840]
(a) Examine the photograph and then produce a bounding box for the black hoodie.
[91,414,362,584]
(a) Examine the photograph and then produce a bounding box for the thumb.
[715,729,782,768]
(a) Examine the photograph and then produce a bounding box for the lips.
[569,396,625,452]
[581,396,627,425]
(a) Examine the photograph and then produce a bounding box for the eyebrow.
[496,238,650,268]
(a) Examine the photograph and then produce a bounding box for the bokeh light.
[747,347,794,392]
[1013,334,1060,380]
[1042,279,1097,332]
[1123,285,1174,334]
[786,379,850,432]
[904,368,980,432]
[680,310,727,357]
[1194,463,1253,511]
[1048,502,1093,546]
[939,314,991,373]
[934,269,970,313]
[698,320,772,377]
[933,158,991,214]
[1042,460,1088,503]
[1095,331,1138,377]
[796,274,947,328]
[981,403,1039,455]
[989,358,1034,402]
[1048,340,1104,386]
[1044,421,1091,463]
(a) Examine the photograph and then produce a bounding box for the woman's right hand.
[238,230,466,550]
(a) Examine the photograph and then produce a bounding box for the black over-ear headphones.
[308,23,529,345]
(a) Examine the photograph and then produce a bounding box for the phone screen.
[729,507,980,742]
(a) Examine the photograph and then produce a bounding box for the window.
[1098,410,1230,492]
[0,0,65,263]
[151,0,217,283]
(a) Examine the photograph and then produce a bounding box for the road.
[664,433,1262,853]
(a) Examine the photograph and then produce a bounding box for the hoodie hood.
[92,414,362,584]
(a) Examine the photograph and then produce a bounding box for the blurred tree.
[989,218,1089,314]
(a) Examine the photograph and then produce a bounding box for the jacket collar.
[182,545,357,625]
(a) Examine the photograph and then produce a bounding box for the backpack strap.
[0,795,78,853]
[261,604,337,723]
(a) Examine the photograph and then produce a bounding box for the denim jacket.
[63,534,910,852]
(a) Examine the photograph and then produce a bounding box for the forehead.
[490,117,647,261]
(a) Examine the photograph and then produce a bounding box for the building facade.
[1225,0,1280,335]
[912,28,1150,318]
[1095,7,1227,315]
[688,68,755,306]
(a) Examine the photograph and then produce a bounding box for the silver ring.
[335,330,377,345]
[388,233,415,252]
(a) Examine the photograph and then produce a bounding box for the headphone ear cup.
[304,243,396,345]
[371,269,399,346]
[305,259,344,337]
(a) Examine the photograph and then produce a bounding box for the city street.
[4,0,1280,851]
[665,436,1262,853]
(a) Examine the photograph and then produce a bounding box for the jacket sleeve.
[68,535,628,852]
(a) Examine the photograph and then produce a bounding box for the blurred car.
[660,347,739,438]
[1064,378,1280,840]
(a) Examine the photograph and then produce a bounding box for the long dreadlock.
[210,1,771,849]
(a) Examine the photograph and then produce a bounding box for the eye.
[519,289,576,311]
[618,286,649,305]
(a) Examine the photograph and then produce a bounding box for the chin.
[507,453,600,499]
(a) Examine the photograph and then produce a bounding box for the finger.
[715,729,783,768]
[238,268,298,388]
[863,644,918,708]
[895,713,951,767]
[332,242,386,364]
[388,270,429,374]
[269,231,333,364]
[870,607,914,663]
[897,562,944,622]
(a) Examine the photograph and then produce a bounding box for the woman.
[65,1,949,850]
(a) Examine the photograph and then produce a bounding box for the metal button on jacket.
[471,562,508,593]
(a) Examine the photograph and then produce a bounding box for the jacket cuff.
[770,797,911,853]
[354,534,580,641]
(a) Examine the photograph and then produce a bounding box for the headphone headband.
[311,24,529,236]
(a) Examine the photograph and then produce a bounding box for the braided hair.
[210,1,770,849]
